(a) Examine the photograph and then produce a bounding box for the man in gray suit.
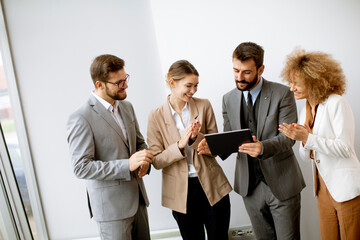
[199,42,305,239]
[226,42,305,239]
[67,54,154,240]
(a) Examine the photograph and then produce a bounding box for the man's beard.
[236,73,259,91]
[105,86,127,100]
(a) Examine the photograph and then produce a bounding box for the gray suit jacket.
[222,79,305,201]
[66,95,149,222]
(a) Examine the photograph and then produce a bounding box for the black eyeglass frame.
[102,74,130,88]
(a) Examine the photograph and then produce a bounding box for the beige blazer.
[147,96,232,214]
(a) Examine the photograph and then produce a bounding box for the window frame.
[0,1,49,239]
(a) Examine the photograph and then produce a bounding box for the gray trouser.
[243,181,301,240]
[97,202,150,240]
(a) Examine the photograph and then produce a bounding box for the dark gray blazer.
[66,95,149,222]
[222,79,305,201]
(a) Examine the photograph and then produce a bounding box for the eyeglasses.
[102,74,130,88]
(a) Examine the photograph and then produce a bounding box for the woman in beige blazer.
[147,60,232,240]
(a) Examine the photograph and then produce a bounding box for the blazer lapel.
[188,98,199,123]
[163,96,182,144]
[231,89,242,130]
[257,79,271,140]
[312,102,324,135]
[89,96,129,147]
[117,101,131,148]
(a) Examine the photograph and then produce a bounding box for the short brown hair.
[281,48,346,104]
[90,54,125,86]
[232,42,264,69]
[165,60,199,86]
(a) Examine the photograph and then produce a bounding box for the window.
[0,2,48,239]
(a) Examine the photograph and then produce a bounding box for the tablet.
[204,129,253,155]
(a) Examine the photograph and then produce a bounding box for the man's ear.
[95,81,104,89]
[258,65,265,76]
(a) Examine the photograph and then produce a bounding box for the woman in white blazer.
[279,49,360,240]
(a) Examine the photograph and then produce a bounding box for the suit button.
[316,160,320,163]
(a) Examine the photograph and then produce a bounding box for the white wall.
[3,0,360,239]
[2,0,165,239]
[149,1,360,240]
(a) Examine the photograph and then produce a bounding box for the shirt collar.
[91,91,118,112]
[169,101,189,116]
[243,76,264,103]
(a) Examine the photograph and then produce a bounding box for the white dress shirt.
[169,102,197,177]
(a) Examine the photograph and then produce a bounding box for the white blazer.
[299,94,360,202]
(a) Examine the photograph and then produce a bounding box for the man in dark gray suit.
[199,42,305,239]
[67,54,154,240]
[226,42,305,239]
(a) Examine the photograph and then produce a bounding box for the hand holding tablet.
[202,129,253,155]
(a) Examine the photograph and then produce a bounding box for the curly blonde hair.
[281,48,346,104]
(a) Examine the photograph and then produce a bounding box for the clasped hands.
[129,149,154,178]
[129,121,201,178]
[178,120,201,150]
[197,135,263,158]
